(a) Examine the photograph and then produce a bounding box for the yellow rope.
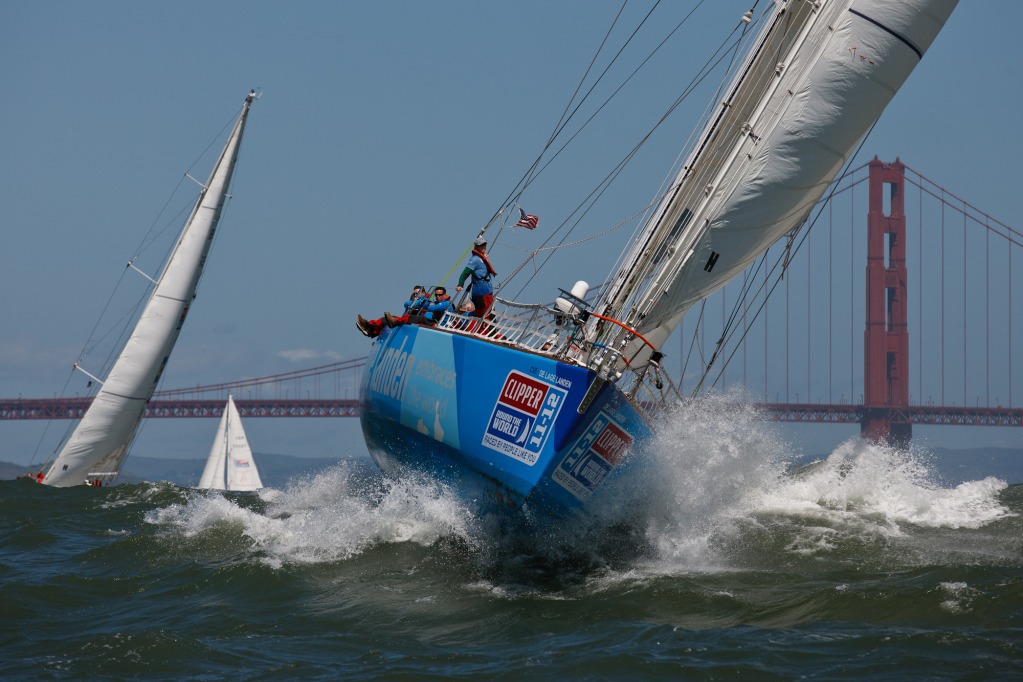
[437,242,475,288]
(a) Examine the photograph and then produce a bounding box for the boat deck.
[426,296,680,413]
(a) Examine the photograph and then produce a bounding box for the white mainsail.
[43,91,257,487]
[198,396,263,491]
[595,0,958,369]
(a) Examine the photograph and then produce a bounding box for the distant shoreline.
[5,445,1021,488]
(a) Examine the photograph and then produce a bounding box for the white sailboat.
[42,91,257,487]
[197,396,263,492]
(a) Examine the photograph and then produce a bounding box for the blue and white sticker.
[482,371,567,465]
[552,411,633,501]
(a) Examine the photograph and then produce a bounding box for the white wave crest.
[599,392,1013,569]
[756,439,1011,530]
[145,461,480,566]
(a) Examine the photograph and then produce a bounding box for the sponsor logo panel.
[552,412,634,501]
[482,371,567,466]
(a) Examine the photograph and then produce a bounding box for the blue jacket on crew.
[404,292,429,315]
[422,296,452,321]
[459,254,493,296]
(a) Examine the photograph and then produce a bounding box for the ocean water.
[3,400,1022,680]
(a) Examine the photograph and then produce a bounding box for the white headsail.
[43,91,257,487]
[595,0,958,369]
[198,395,263,492]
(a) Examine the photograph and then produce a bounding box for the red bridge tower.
[861,157,911,443]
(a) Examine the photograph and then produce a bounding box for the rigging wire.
[499,201,661,285]
[436,1,636,290]
[490,1,718,256]
[71,110,240,383]
[507,11,753,300]
[28,114,243,471]
[478,0,632,242]
[520,0,708,196]
[498,0,669,229]
[689,124,883,397]
[597,3,769,326]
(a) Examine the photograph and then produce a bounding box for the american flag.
[514,208,539,229]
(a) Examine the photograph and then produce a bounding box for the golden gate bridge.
[3,160,1021,442]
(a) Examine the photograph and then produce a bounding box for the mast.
[592,0,958,371]
[43,91,257,487]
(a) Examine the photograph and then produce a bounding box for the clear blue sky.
[2,1,1020,468]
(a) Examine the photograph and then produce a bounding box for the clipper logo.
[483,371,567,465]
[553,412,633,501]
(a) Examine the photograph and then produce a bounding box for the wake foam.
[146,396,1012,575]
[754,439,1011,530]
[592,392,1013,571]
[145,461,480,567]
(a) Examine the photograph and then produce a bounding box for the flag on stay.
[514,208,539,230]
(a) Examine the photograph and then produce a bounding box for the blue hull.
[358,323,650,516]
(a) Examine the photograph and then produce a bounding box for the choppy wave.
[136,395,1017,585]
[145,462,482,568]
[4,401,1023,679]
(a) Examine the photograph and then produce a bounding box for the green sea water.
[3,410,1022,680]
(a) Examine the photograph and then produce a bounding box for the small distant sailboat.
[41,91,257,487]
[197,396,263,492]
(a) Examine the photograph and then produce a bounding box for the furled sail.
[596,0,958,369]
[43,91,257,487]
[198,396,262,491]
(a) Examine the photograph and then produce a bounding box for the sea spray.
[585,392,1015,574]
[145,461,481,567]
[752,439,1012,530]
[144,406,1014,583]
[717,435,1017,571]
[587,392,791,571]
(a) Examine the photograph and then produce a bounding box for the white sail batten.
[595,0,957,369]
[44,92,256,487]
[198,396,262,492]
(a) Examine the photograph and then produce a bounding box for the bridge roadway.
[2,397,1020,427]
[0,397,360,420]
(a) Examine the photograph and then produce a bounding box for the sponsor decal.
[552,412,633,501]
[482,371,567,465]
[368,336,414,401]
[367,334,457,404]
